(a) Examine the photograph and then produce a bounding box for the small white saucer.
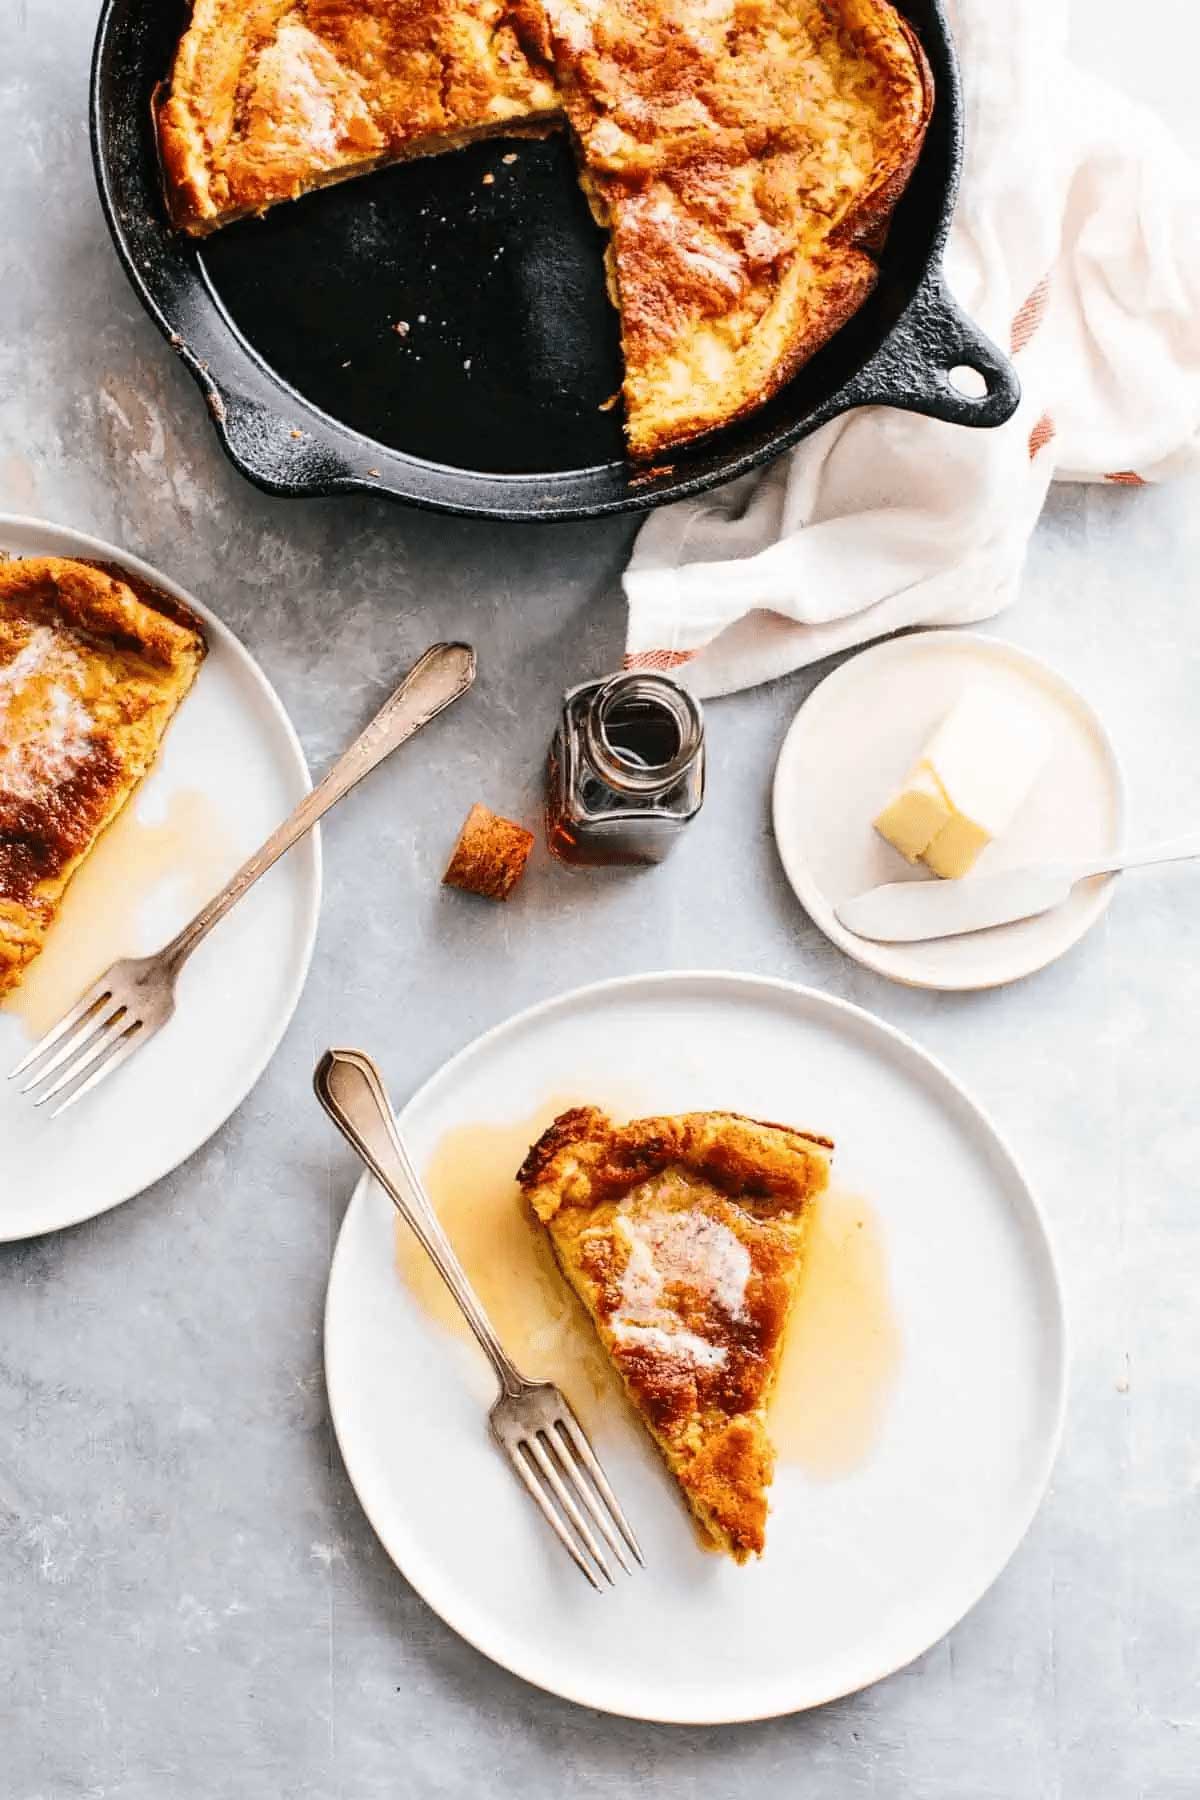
[772,632,1126,991]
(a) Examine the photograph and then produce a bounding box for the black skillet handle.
[840,270,1021,431]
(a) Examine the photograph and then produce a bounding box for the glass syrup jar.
[547,671,705,867]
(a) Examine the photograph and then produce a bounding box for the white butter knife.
[836,835,1200,943]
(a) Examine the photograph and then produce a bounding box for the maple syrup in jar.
[547,672,705,866]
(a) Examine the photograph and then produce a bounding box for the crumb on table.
[442,803,534,902]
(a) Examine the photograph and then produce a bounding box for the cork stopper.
[442,803,534,902]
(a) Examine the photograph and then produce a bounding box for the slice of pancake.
[518,1106,832,1560]
[0,558,206,999]
[520,0,933,459]
[157,0,561,233]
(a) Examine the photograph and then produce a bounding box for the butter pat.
[874,685,1053,878]
[873,763,952,862]
[922,808,992,879]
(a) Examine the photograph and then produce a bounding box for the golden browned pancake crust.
[158,0,560,232]
[518,1106,833,1560]
[158,0,931,458]
[518,0,931,457]
[0,558,206,998]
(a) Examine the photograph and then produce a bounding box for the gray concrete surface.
[2,4,1198,1796]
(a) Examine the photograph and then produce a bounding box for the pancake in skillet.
[518,0,933,459]
[518,1106,832,1560]
[157,0,560,233]
[0,558,206,998]
[157,0,932,459]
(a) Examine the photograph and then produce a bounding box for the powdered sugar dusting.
[640,194,745,295]
[0,626,92,801]
[612,1321,726,1369]
[250,21,373,164]
[546,0,608,58]
[609,1207,751,1369]
[267,24,344,157]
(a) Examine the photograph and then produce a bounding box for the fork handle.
[314,1047,528,1400]
[160,642,476,971]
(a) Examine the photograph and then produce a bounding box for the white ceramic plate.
[324,972,1065,1724]
[772,631,1125,990]
[0,516,320,1239]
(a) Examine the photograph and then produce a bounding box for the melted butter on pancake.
[607,1192,753,1368]
[0,626,92,803]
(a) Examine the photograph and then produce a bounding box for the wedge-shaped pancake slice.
[0,558,206,998]
[517,0,934,458]
[158,0,560,233]
[518,1106,832,1559]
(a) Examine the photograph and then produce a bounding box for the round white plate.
[772,631,1125,990]
[0,516,320,1239]
[325,971,1065,1724]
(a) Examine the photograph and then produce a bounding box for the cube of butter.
[873,763,952,863]
[921,809,992,880]
[874,685,1053,878]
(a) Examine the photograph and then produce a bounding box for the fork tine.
[30,1008,133,1106]
[7,982,111,1080]
[555,1411,644,1566]
[545,1423,633,1574]
[47,1021,144,1117]
[508,1442,602,1590]
[526,1432,614,1585]
[20,1003,126,1093]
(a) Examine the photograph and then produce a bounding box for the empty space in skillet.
[198,135,627,475]
[195,116,937,480]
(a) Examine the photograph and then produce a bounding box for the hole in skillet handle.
[839,269,1021,431]
[947,364,988,400]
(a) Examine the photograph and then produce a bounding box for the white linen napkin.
[622,0,1200,697]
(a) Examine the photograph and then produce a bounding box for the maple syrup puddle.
[771,1186,902,1479]
[398,1115,902,1477]
[395,1104,629,1438]
[2,788,232,1041]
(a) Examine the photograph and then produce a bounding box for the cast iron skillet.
[91,0,1018,522]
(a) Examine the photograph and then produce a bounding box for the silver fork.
[8,642,476,1115]
[313,1046,643,1589]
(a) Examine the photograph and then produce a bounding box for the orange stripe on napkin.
[1010,275,1051,354]
[1028,412,1056,459]
[1104,470,1146,486]
[623,649,696,672]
